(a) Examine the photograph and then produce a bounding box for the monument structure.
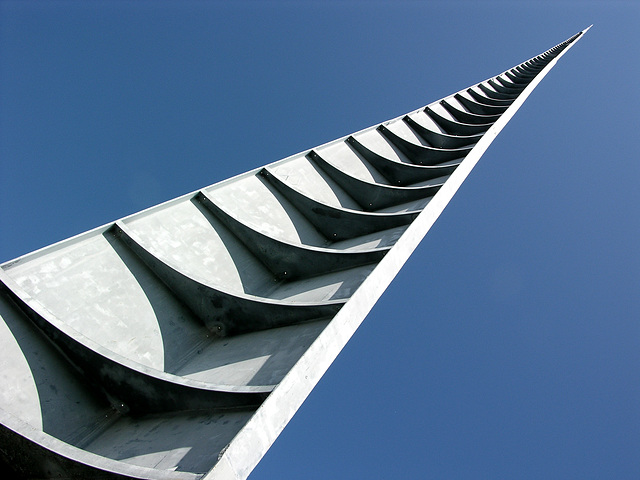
[0,28,588,479]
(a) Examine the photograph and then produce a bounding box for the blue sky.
[1,1,638,479]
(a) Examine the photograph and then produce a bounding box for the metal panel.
[0,28,589,480]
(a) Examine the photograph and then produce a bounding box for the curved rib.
[259,167,420,239]
[495,76,526,91]
[510,66,538,79]
[114,222,344,337]
[4,219,331,392]
[0,410,203,480]
[522,60,544,72]
[487,78,522,96]
[478,82,519,100]
[402,114,482,149]
[514,64,540,75]
[517,62,536,72]
[0,290,254,478]
[308,149,443,211]
[196,190,388,279]
[346,134,460,184]
[0,274,270,414]
[424,105,493,136]
[440,99,502,125]
[377,124,472,165]
[466,87,514,107]
[453,93,508,116]
[504,70,531,84]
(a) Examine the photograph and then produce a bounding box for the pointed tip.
[583,24,593,33]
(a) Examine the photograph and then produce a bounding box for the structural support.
[0,28,589,480]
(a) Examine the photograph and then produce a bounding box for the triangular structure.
[0,29,588,480]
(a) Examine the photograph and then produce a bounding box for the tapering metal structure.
[0,29,588,480]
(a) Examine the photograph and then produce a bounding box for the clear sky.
[0,1,638,479]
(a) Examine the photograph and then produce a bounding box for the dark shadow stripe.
[377,124,473,164]
[309,149,443,211]
[478,83,519,101]
[259,167,419,240]
[440,99,502,125]
[424,106,492,136]
[0,272,268,414]
[453,94,508,116]
[114,222,344,337]
[466,88,513,107]
[347,135,460,184]
[196,190,387,280]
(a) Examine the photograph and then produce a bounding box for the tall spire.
[0,30,588,480]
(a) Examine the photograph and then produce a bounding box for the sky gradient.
[1,2,638,479]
